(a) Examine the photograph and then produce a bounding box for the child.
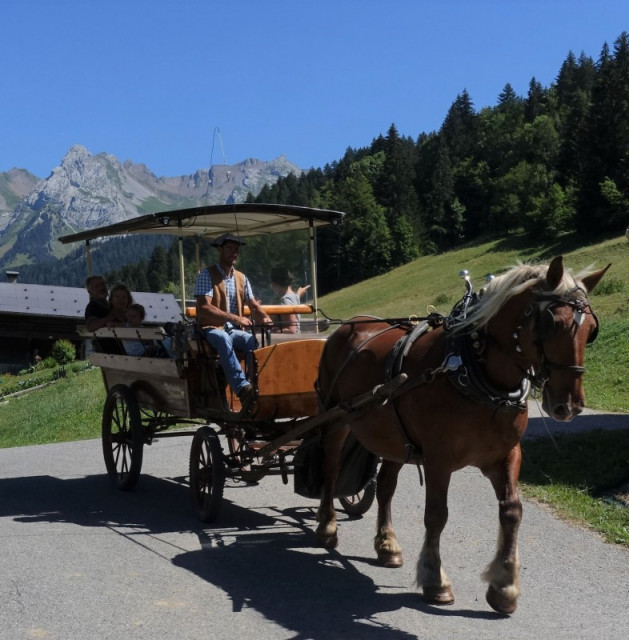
[124,303,174,358]
[123,303,150,356]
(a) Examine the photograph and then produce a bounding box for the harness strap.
[318,323,404,410]
[389,394,424,466]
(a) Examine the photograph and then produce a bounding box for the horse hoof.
[377,552,403,568]
[486,586,517,615]
[316,533,338,549]
[422,586,455,606]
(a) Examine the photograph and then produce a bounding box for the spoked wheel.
[102,384,144,491]
[189,426,226,523]
[338,478,377,517]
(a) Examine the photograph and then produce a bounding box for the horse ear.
[581,263,612,293]
[546,256,564,290]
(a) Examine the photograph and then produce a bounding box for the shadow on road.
[0,471,504,637]
[174,504,504,639]
[525,412,628,439]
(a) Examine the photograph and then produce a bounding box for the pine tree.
[440,90,477,162]
[524,77,547,122]
[147,246,169,293]
[577,34,629,231]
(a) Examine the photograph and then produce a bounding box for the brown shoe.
[238,383,255,414]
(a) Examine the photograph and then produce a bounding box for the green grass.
[581,319,629,411]
[0,367,105,448]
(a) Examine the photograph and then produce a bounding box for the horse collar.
[445,332,531,413]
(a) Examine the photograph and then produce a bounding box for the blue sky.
[2,1,627,178]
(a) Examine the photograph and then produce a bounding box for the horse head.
[464,256,610,422]
[527,256,610,421]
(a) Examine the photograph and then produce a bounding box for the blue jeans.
[201,327,257,394]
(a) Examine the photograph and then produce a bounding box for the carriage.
[60,203,383,523]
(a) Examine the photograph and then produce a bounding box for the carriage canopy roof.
[58,203,345,244]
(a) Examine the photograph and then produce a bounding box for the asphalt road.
[1,407,628,640]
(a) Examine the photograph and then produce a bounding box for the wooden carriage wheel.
[189,426,226,522]
[338,478,377,516]
[102,384,144,491]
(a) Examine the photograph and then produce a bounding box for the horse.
[314,256,609,614]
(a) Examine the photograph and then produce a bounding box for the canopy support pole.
[85,240,93,277]
[178,223,186,315]
[308,219,318,333]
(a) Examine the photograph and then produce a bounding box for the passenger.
[84,276,126,354]
[124,303,173,358]
[85,276,112,331]
[123,303,150,356]
[194,233,273,413]
[126,302,146,327]
[108,283,134,324]
[270,267,309,334]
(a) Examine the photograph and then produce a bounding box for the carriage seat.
[186,325,249,363]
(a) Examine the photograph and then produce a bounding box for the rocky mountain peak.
[0,145,303,273]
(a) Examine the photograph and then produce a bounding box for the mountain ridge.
[0,145,302,274]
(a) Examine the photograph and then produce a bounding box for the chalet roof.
[0,283,182,324]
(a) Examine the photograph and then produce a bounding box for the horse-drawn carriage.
[61,205,610,614]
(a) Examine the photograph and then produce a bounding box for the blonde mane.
[454,261,592,333]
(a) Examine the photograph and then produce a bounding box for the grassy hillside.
[318,230,629,412]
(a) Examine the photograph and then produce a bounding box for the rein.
[317,320,408,411]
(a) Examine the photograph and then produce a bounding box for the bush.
[38,357,57,370]
[51,339,76,366]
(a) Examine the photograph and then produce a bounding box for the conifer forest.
[38,33,629,299]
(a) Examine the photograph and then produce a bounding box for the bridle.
[523,295,599,384]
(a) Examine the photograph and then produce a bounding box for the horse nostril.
[552,404,571,421]
[552,402,581,422]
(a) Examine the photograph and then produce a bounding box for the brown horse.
[315,256,609,614]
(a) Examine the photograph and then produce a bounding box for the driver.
[193,233,272,414]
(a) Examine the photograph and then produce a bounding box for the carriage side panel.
[90,353,195,417]
[253,338,326,418]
